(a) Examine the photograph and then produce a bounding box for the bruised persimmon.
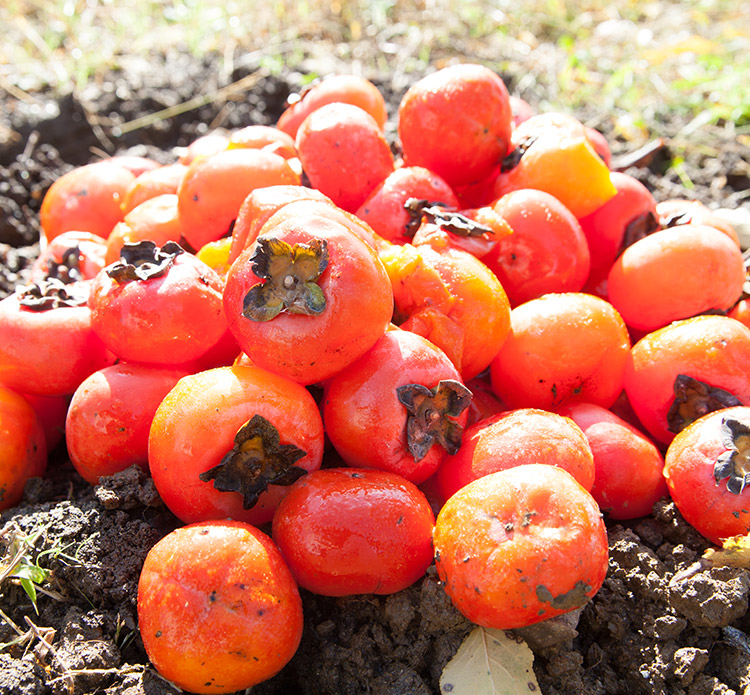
[398,63,513,188]
[295,102,394,213]
[490,292,631,411]
[177,148,300,251]
[137,520,303,694]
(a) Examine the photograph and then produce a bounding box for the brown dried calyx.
[17,277,89,311]
[46,246,83,284]
[396,379,473,462]
[667,374,742,435]
[242,236,329,322]
[106,240,184,283]
[714,416,750,494]
[199,414,308,509]
[619,211,660,254]
[403,198,493,239]
[500,134,538,172]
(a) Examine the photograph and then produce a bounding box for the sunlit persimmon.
[177,130,231,165]
[227,124,297,160]
[657,198,740,247]
[121,163,188,215]
[30,231,108,284]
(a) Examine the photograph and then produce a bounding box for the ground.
[1,51,750,695]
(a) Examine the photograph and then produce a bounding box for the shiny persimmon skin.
[0,285,113,396]
[19,392,69,452]
[729,299,750,328]
[480,189,591,307]
[177,148,300,251]
[40,160,135,243]
[607,224,745,332]
[490,293,631,411]
[664,406,750,544]
[277,74,388,139]
[177,131,231,165]
[272,468,435,596]
[148,365,324,525]
[379,242,511,380]
[137,520,303,694]
[89,249,227,366]
[623,315,750,446]
[224,213,393,385]
[30,231,108,283]
[227,125,297,160]
[0,384,47,511]
[434,408,595,504]
[398,63,513,188]
[433,464,608,629]
[295,102,395,213]
[355,166,459,245]
[121,163,188,215]
[556,401,668,520]
[323,327,468,484]
[105,194,184,265]
[66,363,190,484]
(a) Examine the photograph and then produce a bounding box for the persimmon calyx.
[714,416,750,494]
[17,277,89,311]
[667,374,742,434]
[107,240,184,283]
[500,134,538,172]
[242,237,329,322]
[396,379,473,462]
[198,413,307,509]
[403,198,493,239]
[46,246,83,284]
[620,211,660,254]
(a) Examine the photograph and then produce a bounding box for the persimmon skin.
[607,224,745,332]
[148,365,324,525]
[177,148,300,251]
[490,293,631,411]
[137,520,303,694]
[20,392,69,452]
[657,198,740,247]
[557,401,668,520]
[323,328,468,484]
[623,315,750,446]
[480,188,591,307]
[224,212,393,385]
[295,102,395,213]
[227,124,297,160]
[434,408,595,503]
[272,468,435,596]
[0,384,47,511]
[30,231,108,283]
[664,406,750,545]
[66,363,190,484]
[121,163,188,215]
[398,63,513,187]
[433,464,608,630]
[40,160,135,243]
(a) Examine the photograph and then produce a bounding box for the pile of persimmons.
[2,63,750,693]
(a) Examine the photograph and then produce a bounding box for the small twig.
[611,137,666,172]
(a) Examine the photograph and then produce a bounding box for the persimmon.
[433,464,608,629]
[490,292,631,411]
[479,188,591,306]
[494,112,617,218]
[557,401,668,520]
[277,73,388,139]
[30,230,108,284]
[223,210,393,385]
[137,519,303,694]
[195,237,233,276]
[148,365,324,525]
[177,130,231,165]
[109,155,160,177]
[89,241,227,366]
[355,166,459,245]
[227,124,297,160]
[66,362,190,484]
[272,468,435,596]
[379,240,511,380]
[434,408,595,504]
[0,383,47,511]
[295,102,394,213]
[398,63,513,187]
[607,224,745,332]
[177,147,300,251]
[623,314,750,446]
[509,94,535,126]
[584,126,612,168]
[105,194,184,265]
[657,198,740,246]
[664,406,750,544]
[323,327,471,484]
[40,160,135,243]
[19,391,69,453]
[121,163,188,215]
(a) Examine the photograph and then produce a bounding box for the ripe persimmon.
[227,124,297,160]
[657,198,740,246]
[30,230,108,284]
[121,163,188,215]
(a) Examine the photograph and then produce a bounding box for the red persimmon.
[31,231,108,284]
[121,163,188,215]
[227,124,298,160]
[137,520,303,694]
[272,468,435,596]
[433,464,608,629]
[148,365,324,525]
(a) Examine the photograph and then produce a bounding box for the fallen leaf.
[439,626,540,695]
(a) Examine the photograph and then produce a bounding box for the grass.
[2,0,749,138]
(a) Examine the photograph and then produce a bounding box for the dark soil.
[2,52,750,695]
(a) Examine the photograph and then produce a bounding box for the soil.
[2,52,750,695]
